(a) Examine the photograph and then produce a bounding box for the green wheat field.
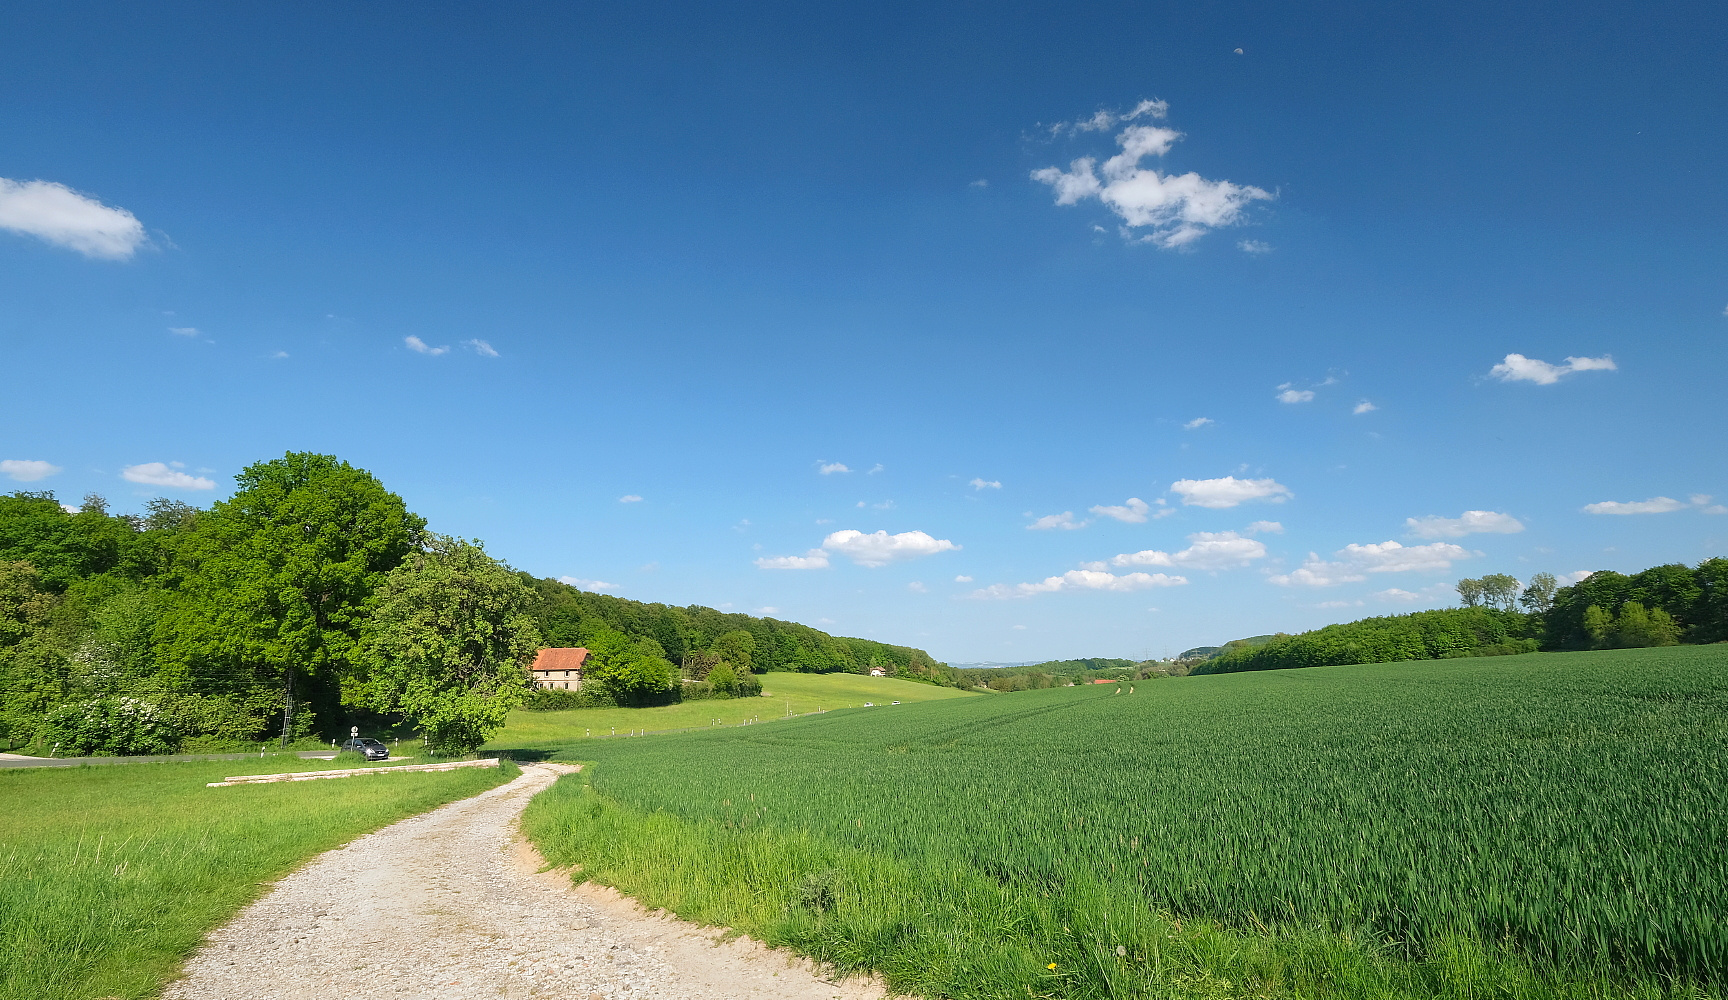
[523,645,1728,1000]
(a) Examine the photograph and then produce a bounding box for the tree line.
[0,452,951,756]
[1195,558,1727,676]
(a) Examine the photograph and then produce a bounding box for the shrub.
[39,697,177,756]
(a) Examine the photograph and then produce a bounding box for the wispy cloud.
[969,477,1002,490]
[1169,476,1292,508]
[559,575,619,592]
[1353,400,1377,415]
[1276,388,1315,404]
[1238,239,1273,254]
[971,568,1187,599]
[1089,498,1151,523]
[1182,417,1213,430]
[405,336,448,356]
[1488,353,1616,385]
[1032,102,1272,249]
[121,462,215,490]
[1582,495,1711,515]
[618,494,643,503]
[1,459,61,482]
[1098,530,1268,572]
[755,549,831,570]
[757,529,960,570]
[1027,511,1086,530]
[1046,99,1169,136]
[1269,540,1473,587]
[0,178,148,259]
[169,327,199,337]
[818,462,851,475]
[462,338,499,357]
[1244,520,1283,534]
[1405,510,1524,538]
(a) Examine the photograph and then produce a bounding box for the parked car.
[341,737,390,761]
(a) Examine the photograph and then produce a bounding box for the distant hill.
[1180,635,1282,661]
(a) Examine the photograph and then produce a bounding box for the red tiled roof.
[531,648,590,673]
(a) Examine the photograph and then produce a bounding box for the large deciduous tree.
[161,453,424,743]
[360,536,540,755]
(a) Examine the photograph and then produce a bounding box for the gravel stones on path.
[167,763,888,1000]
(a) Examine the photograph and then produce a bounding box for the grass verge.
[489,671,977,749]
[0,756,518,1000]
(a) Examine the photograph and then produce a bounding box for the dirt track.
[166,763,888,1000]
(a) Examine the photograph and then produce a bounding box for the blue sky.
[2,1,1724,662]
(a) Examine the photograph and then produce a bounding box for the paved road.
[165,762,885,1000]
[0,750,341,769]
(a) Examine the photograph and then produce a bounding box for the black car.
[341,737,390,761]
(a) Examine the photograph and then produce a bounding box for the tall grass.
[0,757,516,1000]
[522,646,1728,999]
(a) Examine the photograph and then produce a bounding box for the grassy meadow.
[522,645,1728,1000]
[0,756,516,1000]
[488,670,979,748]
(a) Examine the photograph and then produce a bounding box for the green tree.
[711,629,756,671]
[1582,605,1612,648]
[162,452,425,744]
[359,536,540,755]
[706,661,738,696]
[1519,572,1558,614]
[1456,578,1484,608]
[1479,573,1522,612]
[582,629,678,703]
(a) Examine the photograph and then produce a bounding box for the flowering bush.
[39,697,178,756]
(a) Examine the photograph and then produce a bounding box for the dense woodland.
[0,452,950,756]
[1195,560,1728,675]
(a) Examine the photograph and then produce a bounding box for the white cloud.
[1405,510,1525,538]
[1182,417,1213,430]
[969,179,989,188]
[0,178,148,259]
[463,339,499,357]
[756,549,832,570]
[1105,530,1268,572]
[1557,570,1596,586]
[867,464,884,474]
[405,336,448,356]
[1269,540,1474,587]
[559,575,619,592]
[1353,400,1377,415]
[2,459,62,482]
[954,575,974,583]
[169,326,199,337]
[1704,505,1728,515]
[1582,496,1687,515]
[1027,511,1086,530]
[972,568,1187,599]
[1277,388,1315,404]
[268,350,289,360]
[818,462,851,475]
[1169,476,1292,508]
[755,607,779,615]
[820,529,960,568]
[1371,583,1453,603]
[1049,98,1169,136]
[1032,106,1272,249]
[1238,239,1273,254]
[969,477,1002,490]
[1244,520,1283,534]
[121,462,215,490]
[1488,353,1617,385]
[618,494,643,503]
[907,581,927,593]
[1090,497,1151,523]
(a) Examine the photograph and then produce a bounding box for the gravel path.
[167,763,888,1000]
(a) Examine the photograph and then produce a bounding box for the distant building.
[531,648,589,690]
[869,666,887,677]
